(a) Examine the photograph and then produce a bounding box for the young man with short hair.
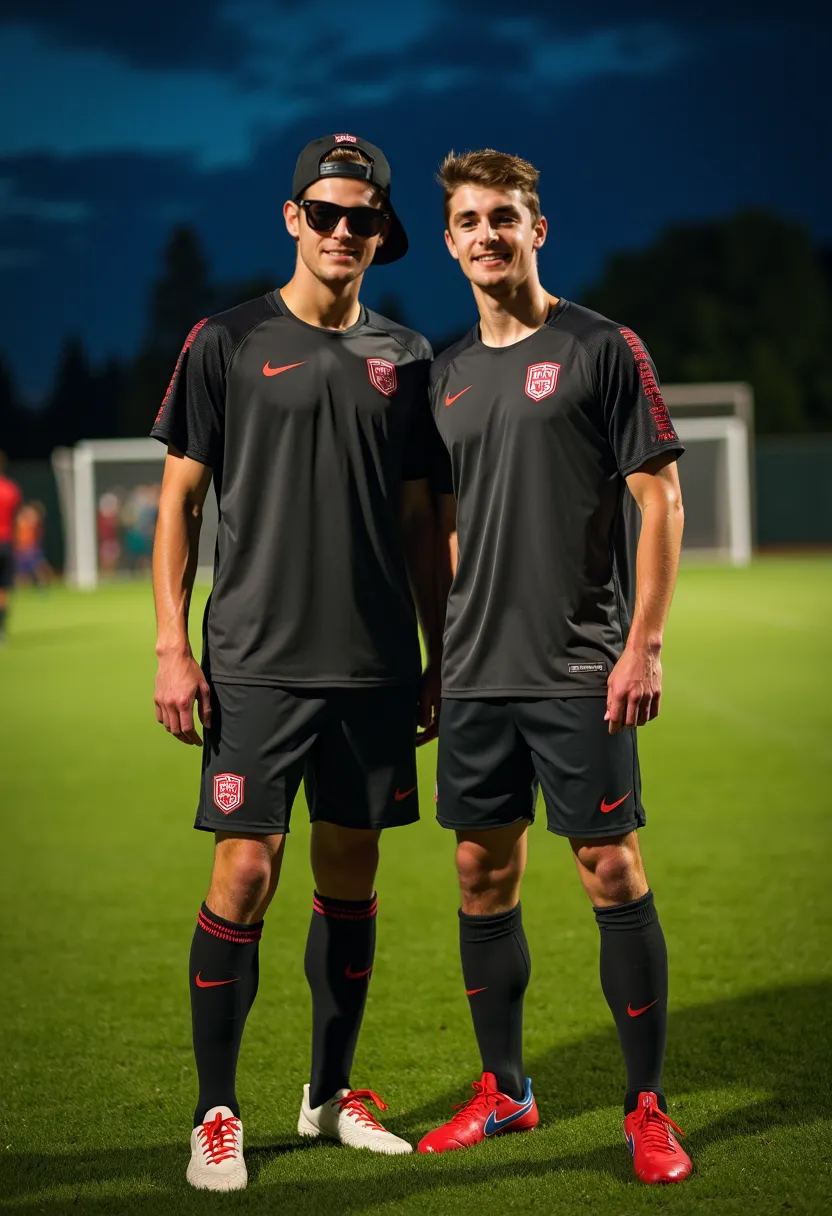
[151,134,440,1191]
[421,150,691,1185]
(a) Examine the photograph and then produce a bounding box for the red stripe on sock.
[197,910,262,944]
[313,897,378,921]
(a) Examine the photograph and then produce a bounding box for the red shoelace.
[335,1089,389,1130]
[446,1078,500,1125]
[196,1111,241,1164]
[632,1095,686,1154]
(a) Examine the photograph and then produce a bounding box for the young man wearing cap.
[151,134,439,1191]
[419,150,691,1185]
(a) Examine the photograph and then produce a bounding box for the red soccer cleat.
[418,1072,538,1153]
[624,1091,692,1184]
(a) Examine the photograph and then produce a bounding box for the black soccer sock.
[0,605,6,637]
[190,903,263,1126]
[459,904,530,1101]
[305,891,377,1109]
[594,890,668,1114]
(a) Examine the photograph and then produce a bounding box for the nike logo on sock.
[345,964,373,980]
[627,998,659,1017]
[195,973,239,988]
[466,987,488,996]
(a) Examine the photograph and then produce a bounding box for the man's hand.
[416,658,441,746]
[155,652,212,745]
[605,644,662,734]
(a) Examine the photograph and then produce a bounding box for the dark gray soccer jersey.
[430,299,684,698]
[151,290,433,687]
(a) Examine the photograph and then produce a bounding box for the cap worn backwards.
[292,134,408,265]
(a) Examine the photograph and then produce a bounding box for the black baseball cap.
[292,134,408,265]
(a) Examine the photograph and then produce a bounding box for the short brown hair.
[308,145,384,206]
[437,149,540,225]
[321,146,372,168]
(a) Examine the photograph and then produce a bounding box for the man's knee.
[311,823,380,900]
[209,835,283,921]
[456,827,526,915]
[572,835,647,906]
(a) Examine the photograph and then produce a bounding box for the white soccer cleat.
[297,1085,412,1155]
[187,1105,247,1191]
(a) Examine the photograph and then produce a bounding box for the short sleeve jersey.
[151,290,433,687]
[430,299,684,698]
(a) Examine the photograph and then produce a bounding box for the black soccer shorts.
[436,696,646,839]
[0,544,13,591]
[196,682,420,834]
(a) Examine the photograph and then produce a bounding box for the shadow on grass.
[2,979,828,1213]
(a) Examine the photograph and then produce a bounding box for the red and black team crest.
[213,773,245,815]
[525,362,561,402]
[367,358,397,397]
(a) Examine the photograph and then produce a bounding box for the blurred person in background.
[0,451,22,641]
[420,150,690,1186]
[123,484,159,574]
[151,134,440,1191]
[14,501,51,589]
[97,492,122,577]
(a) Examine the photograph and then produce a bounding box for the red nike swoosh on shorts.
[600,791,631,813]
[345,965,373,980]
[195,973,239,988]
[394,785,416,802]
[627,999,658,1018]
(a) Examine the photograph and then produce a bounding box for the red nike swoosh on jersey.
[466,986,488,996]
[394,785,416,802]
[195,973,239,988]
[345,965,373,980]
[262,361,307,376]
[600,791,632,813]
[445,385,473,406]
[627,998,659,1018]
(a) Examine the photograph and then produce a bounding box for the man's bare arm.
[152,447,213,745]
[401,478,442,743]
[606,455,684,734]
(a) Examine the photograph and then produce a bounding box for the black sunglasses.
[298,199,389,239]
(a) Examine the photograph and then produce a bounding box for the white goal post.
[662,382,753,566]
[673,416,752,566]
[52,383,753,588]
[52,438,218,590]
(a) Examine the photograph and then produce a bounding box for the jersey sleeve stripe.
[154,318,210,426]
[618,327,678,443]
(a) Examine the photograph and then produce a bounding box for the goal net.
[52,439,218,589]
[663,382,753,565]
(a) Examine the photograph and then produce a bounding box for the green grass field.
[2,557,831,1215]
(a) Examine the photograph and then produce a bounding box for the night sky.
[1,2,829,400]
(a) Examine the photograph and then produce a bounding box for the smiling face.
[283,175,389,286]
[444,184,547,294]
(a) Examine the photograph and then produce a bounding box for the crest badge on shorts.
[525,361,561,402]
[367,358,397,397]
[213,773,245,814]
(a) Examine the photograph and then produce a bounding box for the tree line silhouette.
[2,207,831,459]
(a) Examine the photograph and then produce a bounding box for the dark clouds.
[0,0,246,69]
[0,4,829,397]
